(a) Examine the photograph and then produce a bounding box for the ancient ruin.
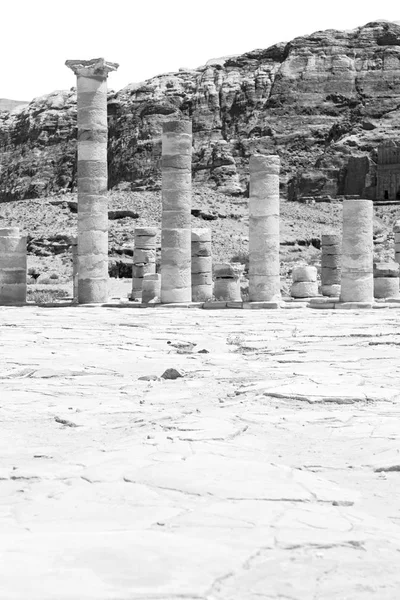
[161,121,192,303]
[131,227,158,300]
[213,264,243,302]
[340,198,373,303]
[66,58,118,303]
[191,229,212,302]
[142,273,161,304]
[376,141,400,201]
[321,234,341,297]
[291,266,318,299]
[248,155,280,302]
[0,227,26,305]
[373,262,400,299]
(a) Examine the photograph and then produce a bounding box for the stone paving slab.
[1,306,400,598]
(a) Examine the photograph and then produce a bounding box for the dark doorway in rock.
[397,190,400,200]
[384,190,389,200]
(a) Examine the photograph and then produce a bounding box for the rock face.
[1,20,400,202]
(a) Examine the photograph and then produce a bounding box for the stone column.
[394,221,400,265]
[0,227,27,305]
[249,154,280,302]
[71,236,78,301]
[66,58,118,303]
[161,120,192,303]
[340,198,373,303]
[321,234,341,297]
[191,228,212,301]
[131,227,158,300]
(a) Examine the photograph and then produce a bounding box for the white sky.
[2,0,400,101]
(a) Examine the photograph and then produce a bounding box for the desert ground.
[1,303,400,599]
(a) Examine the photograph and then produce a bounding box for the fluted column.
[161,120,192,303]
[66,58,118,303]
[340,199,373,303]
[249,155,281,302]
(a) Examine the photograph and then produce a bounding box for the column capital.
[65,57,119,78]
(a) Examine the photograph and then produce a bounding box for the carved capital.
[65,57,119,79]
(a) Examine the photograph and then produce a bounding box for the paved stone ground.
[1,305,400,599]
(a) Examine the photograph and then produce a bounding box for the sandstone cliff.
[1,20,400,202]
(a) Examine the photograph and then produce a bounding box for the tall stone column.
[340,199,373,303]
[161,120,192,303]
[249,154,280,302]
[66,58,118,303]
[0,227,27,305]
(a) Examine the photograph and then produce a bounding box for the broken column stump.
[0,227,27,305]
[191,228,212,302]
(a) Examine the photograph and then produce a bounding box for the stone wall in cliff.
[1,20,400,202]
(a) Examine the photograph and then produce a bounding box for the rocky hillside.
[1,20,400,201]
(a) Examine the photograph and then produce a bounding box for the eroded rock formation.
[1,20,400,202]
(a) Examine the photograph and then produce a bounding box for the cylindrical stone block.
[213,263,243,302]
[191,228,212,302]
[0,228,27,305]
[321,233,341,296]
[291,281,318,298]
[249,154,280,302]
[142,273,161,304]
[161,120,192,303]
[292,266,317,283]
[321,284,341,297]
[214,279,242,302]
[66,58,118,304]
[374,277,400,299]
[340,199,373,303]
[131,227,158,300]
[395,222,400,265]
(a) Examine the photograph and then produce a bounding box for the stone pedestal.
[161,120,192,303]
[191,228,212,302]
[66,58,118,304]
[131,227,158,300]
[291,265,318,298]
[373,262,400,299]
[321,233,341,296]
[0,227,27,305]
[249,154,280,301]
[394,221,400,265]
[214,264,243,302]
[340,199,373,303]
[142,273,161,304]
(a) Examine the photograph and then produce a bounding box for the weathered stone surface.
[292,266,317,283]
[2,306,400,598]
[249,154,280,302]
[373,262,399,277]
[0,228,27,305]
[3,22,400,200]
[374,277,400,299]
[340,199,373,303]
[291,280,318,298]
